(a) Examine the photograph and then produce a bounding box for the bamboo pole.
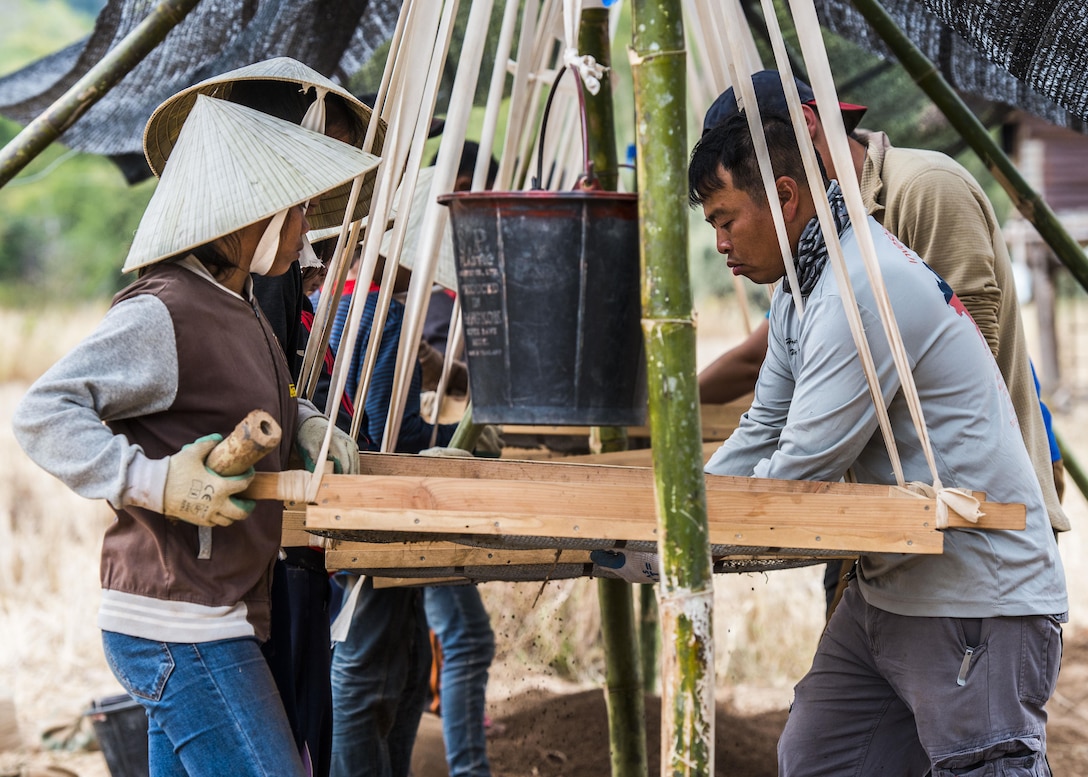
[0,0,202,189]
[1054,430,1088,504]
[363,0,463,448]
[848,0,1088,294]
[385,0,495,452]
[631,2,714,776]
[640,584,661,693]
[448,402,485,452]
[577,9,649,777]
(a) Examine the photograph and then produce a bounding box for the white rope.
[428,302,465,447]
[718,3,806,317]
[300,13,408,399]
[561,0,607,96]
[474,0,521,191]
[512,0,565,190]
[710,0,761,77]
[355,0,463,447]
[301,213,361,399]
[305,0,439,501]
[747,0,904,484]
[682,0,730,95]
[495,0,542,190]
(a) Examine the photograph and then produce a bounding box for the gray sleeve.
[705,314,792,477]
[753,296,895,483]
[12,295,179,507]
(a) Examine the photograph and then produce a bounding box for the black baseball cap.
[701,70,867,136]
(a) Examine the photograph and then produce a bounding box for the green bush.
[0,117,155,304]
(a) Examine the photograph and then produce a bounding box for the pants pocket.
[1019,616,1062,707]
[101,631,175,703]
[933,736,1046,776]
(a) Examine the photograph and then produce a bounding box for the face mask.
[249,209,288,276]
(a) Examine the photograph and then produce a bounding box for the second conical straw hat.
[123,95,381,273]
[142,57,386,229]
[307,167,458,291]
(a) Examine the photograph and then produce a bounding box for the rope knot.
[562,47,606,95]
[903,481,984,529]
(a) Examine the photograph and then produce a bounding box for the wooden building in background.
[1003,113,1088,400]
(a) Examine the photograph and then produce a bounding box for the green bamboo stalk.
[448,402,484,452]
[0,0,202,190]
[631,2,714,776]
[598,578,648,775]
[579,12,650,777]
[1054,430,1088,504]
[640,585,661,693]
[848,0,1088,294]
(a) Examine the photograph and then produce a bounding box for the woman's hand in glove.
[295,416,360,474]
[163,434,256,526]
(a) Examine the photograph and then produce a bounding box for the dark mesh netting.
[814,0,1088,131]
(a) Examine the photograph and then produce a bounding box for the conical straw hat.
[378,167,458,291]
[307,167,458,291]
[123,95,381,273]
[142,57,386,229]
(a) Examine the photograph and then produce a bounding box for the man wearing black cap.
[691,108,1065,777]
[697,71,1068,564]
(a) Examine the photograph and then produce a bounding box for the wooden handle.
[206,410,283,476]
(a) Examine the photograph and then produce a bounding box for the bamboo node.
[627,47,687,67]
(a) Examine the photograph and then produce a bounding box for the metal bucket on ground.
[84,693,149,777]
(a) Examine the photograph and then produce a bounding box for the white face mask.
[249,209,288,276]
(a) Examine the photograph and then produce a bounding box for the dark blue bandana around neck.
[783,179,850,298]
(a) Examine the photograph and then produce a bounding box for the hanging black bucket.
[439,189,645,426]
[438,67,646,427]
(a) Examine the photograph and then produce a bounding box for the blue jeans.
[329,578,431,777]
[102,630,305,777]
[424,584,495,777]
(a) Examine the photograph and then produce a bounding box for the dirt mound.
[412,631,1088,777]
[427,687,784,777]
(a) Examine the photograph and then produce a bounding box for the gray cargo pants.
[778,583,1063,776]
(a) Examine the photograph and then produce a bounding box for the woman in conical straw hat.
[142,60,388,777]
[144,56,387,380]
[13,94,379,777]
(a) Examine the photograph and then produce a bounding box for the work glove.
[590,549,661,584]
[419,446,475,458]
[473,424,503,458]
[418,425,502,459]
[163,434,256,527]
[295,416,361,474]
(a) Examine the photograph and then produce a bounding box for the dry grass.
[0,304,107,384]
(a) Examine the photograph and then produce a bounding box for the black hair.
[688,113,812,207]
[190,233,244,279]
[222,81,365,146]
[429,141,499,189]
[142,234,242,279]
[312,236,339,266]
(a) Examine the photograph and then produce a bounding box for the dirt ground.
[6,638,1087,777]
[438,636,1088,777]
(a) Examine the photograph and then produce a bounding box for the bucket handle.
[532,65,598,191]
